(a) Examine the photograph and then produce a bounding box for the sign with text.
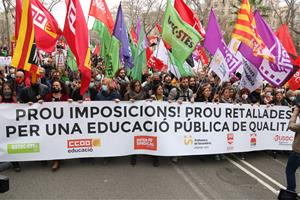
[0,101,294,161]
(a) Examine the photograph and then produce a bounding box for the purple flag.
[204,9,242,73]
[203,9,222,55]
[239,11,294,87]
[113,3,133,68]
[136,18,141,41]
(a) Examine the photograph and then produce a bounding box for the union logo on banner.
[250,133,257,147]
[227,133,234,145]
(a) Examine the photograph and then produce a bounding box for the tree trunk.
[2,0,11,49]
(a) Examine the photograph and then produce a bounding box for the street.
[1,151,297,199]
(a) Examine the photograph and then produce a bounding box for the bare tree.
[121,0,166,36]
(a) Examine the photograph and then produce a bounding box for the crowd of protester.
[0,51,298,172]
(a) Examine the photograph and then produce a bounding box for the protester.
[286,101,300,193]
[43,80,70,171]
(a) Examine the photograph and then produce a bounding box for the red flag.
[155,22,162,33]
[89,0,114,34]
[146,47,166,71]
[92,44,100,56]
[130,26,138,45]
[64,0,91,95]
[155,23,171,50]
[174,0,205,37]
[31,0,62,53]
[198,46,208,65]
[15,0,22,39]
[275,24,298,57]
[288,69,300,91]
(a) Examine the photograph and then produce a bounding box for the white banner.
[0,101,294,161]
[0,56,11,66]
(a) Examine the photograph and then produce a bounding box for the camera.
[0,162,11,193]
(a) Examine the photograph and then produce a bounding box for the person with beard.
[43,80,70,171]
[162,74,173,97]
[188,76,198,94]
[114,68,130,100]
[168,77,194,163]
[168,76,194,104]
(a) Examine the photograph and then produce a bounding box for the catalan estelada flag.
[11,0,39,73]
[232,0,274,62]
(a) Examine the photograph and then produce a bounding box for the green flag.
[132,26,147,81]
[105,36,120,78]
[67,47,78,72]
[169,52,194,77]
[92,20,111,60]
[162,0,202,65]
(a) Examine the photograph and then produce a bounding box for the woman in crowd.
[124,80,146,102]
[124,80,146,166]
[236,88,251,104]
[272,89,289,106]
[149,83,168,167]
[219,86,233,104]
[0,83,20,172]
[43,80,70,171]
[195,83,212,102]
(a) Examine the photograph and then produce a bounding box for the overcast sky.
[51,0,121,29]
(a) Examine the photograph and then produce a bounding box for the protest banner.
[0,101,294,161]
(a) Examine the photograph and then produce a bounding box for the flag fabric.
[275,24,298,58]
[146,47,166,71]
[67,47,78,72]
[209,49,230,82]
[11,0,39,73]
[239,11,294,87]
[174,0,205,37]
[132,26,147,81]
[240,58,263,92]
[105,36,120,78]
[287,67,300,90]
[113,4,134,69]
[136,18,141,41]
[89,0,114,34]
[92,20,111,60]
[169,52,194,77]
[15,0,22,39]
[162,0,202,65]
[204,9,242,74]
[130,26,138,45]
[63,0,91,95]
[31,0,62,53]
[232,0,274,62]
[92,44,100,56]
[155,22,162,33]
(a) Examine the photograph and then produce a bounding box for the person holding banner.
[168,77,194,163]
[0,82,20,172]
[149,83,168,167]
[195,83,212,103]
[43,80,70,171]
[124,80,146,166]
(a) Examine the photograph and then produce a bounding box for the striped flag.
[232,0,274,62]
[11,0,39,73]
